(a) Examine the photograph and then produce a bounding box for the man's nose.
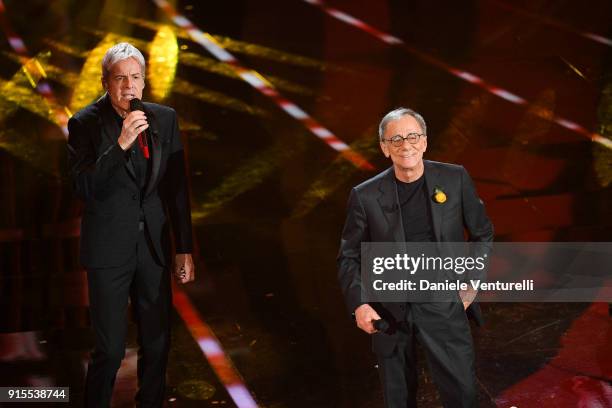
[124,77,133,88]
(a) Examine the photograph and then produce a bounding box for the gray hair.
[378,107,427,141]
[101,42,146,80]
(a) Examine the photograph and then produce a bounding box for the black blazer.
[67,94,192,268]
[337,160,494,353]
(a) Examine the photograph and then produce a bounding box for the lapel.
[376,167,405,242]
[96,94,136,181]
[143,104,162,198]
[423,160,442,242]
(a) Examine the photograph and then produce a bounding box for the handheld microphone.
[129,97,146,114]
[373,319,389,332]
[129,98,149,159]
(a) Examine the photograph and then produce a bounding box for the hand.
[118,110,148,150]
[460,288,477,310]
[354,304,381,334]
[174,253,195,284]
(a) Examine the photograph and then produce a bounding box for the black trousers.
[84,225,171,408]
[376,302,477,408]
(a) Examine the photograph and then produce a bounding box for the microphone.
[373,319,389,332]
[129,98,149,159]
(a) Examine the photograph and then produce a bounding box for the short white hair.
[378,107,427,141]
[101,42,146,80]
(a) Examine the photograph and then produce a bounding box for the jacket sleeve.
[461,166,494,244]
[460,166,493,285]
[337,188,370,315]
[67,116,127,201]
[162,110,193,254]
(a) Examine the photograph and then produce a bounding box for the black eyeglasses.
[383,133,425,146]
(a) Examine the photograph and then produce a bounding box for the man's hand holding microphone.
[355,304,383,334]
[118,99,148,151]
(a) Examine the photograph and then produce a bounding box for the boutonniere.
[432,187,447,204]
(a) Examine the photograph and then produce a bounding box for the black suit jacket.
[338,160,493,354]
[67,94,192,268]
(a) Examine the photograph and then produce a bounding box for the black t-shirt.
[395,175,435,242]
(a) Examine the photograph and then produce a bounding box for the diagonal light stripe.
[172,78,270,116]
[121,15,334,71]
[178,51,315,95]
[172,283,259,408]
[0,76,67,130]
[152,0,374,170]
[148,25,179,102]
[80,28,314,95]
[593,80,612,188]
[488,0,612,48]
[39,35,271,118]
[191,143,287,221]
[80,30,315,95]
[0,0,69,137]
[302,0,611,150]
[69,33,119,112]
[3,50,212,130]
[291,126,380,218]
[0,128,60,175]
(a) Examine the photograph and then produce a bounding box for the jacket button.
[132,194,137,200]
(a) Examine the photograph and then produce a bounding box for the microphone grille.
[129,98,144,111]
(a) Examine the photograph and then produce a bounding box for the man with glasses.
[338,107,493,407]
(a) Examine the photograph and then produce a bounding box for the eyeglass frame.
[382,132,426,147]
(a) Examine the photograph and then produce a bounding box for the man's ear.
[380,141,390,158]
[101,77,107,91]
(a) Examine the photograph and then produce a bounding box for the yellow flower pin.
[433,187,447,204]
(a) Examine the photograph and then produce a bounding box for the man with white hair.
[338,107,493,407]
[67,42,195,407]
